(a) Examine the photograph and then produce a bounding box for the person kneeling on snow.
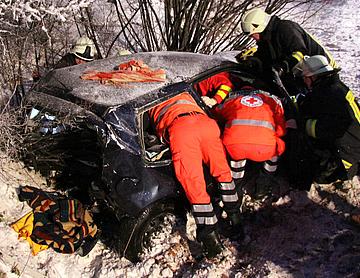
[295,55,360,182]
[149,92,243,259]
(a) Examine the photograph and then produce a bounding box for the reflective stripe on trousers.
[219,180,239,203]
[219,180,241,213]
[192,203,218,225]
[230,159,246,180]
[263,156,279,173]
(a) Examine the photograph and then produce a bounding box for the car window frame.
[137,86,202,167]
[136,65,258,167]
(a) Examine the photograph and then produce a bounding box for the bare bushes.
[0,106,25,161]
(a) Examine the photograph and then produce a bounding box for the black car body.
[24,51,259,261]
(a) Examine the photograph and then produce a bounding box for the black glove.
[237,57,263,73]
[273,60,289,77]
[294,93,307,106]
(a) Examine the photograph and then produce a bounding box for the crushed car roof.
[35,51,235,107]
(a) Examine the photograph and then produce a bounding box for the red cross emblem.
[241,95,263,107]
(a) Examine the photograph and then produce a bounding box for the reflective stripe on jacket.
[195,72,234,104]
[255,15,337,73]
[299,74,360,176]
[213,90,286,151]
[149,92,205,141]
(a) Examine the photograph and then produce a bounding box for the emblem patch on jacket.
[241,95,264,107]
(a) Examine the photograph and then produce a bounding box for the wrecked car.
[23,51,262,261]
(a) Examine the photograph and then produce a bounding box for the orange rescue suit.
[213,90,286,162]
[149,93,232,204]
[195,72,234,104]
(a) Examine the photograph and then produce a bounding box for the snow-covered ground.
[0,1,359,277]
[302,0,360,95]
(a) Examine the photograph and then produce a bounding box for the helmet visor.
[74,46,94,61]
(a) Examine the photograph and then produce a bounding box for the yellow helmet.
[70,36,96,61]
[241,8,271,35]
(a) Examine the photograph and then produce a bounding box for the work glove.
[273,60,289,77]
[294,93,307,106]
[286,119,297,129]
[201,96,217,108]
[237,57,263,74]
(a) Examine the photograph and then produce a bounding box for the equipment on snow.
[12,186,98,255]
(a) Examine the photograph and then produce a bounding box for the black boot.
[200,230,223,259]
[254,171,272,200]
[226,212,245,240]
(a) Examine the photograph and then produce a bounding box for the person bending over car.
[217,87,286,200]
[199,74,286,200]
[149,92,243,259]
[295,55,360,182]
[238,8,338,96]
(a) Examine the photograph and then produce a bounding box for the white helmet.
[296,55,335,77]
[241,8,271,35]
[70,36,96,61]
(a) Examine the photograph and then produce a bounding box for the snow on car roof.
[37,51,234,107]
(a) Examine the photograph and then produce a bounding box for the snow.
[0,0,94,24]
[1,1,360,277]
[301,0,360,95]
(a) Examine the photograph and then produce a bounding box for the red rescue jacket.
[195,72,234,104]
[149,93,205,141]
[213,89,286,154]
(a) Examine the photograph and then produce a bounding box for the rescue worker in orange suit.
[212,87,287,199]
[149,92,242,258]
[195,72,234,108]
[197,73,286,199]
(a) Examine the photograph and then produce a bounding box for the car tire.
[119,201,178,262]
